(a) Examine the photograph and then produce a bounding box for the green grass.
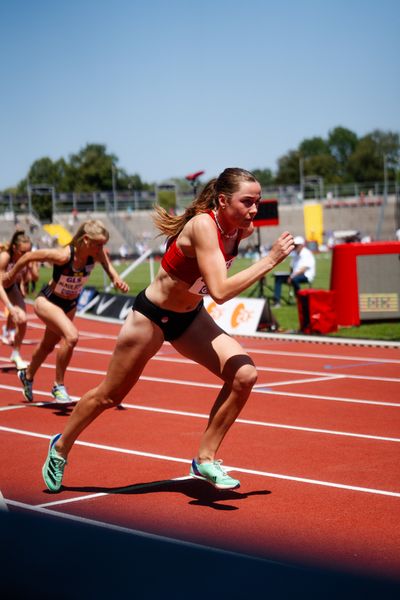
[29,254,400,342]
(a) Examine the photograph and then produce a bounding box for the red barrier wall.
[330,241,400,326]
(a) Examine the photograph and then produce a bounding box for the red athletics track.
[0,306,399,595]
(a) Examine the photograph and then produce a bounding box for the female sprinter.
[0,230,34,370]
[42,168,294,492]
[1,220,129,403]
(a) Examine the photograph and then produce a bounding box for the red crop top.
[161,210,242,296]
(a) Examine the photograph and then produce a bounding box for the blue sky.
[1,0,399,190]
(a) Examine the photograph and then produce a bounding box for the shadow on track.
[57,478,271,511]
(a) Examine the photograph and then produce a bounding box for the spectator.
[272,235,315,307]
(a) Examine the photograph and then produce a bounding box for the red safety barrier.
[297,289,338,335]
[330,241,400,326]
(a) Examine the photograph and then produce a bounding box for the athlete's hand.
[7,304,25,324]
[113,277,130,293]
[267,231,295,267]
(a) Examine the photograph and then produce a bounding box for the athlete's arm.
[1,247,68,288]
[192,217,294,304]
[98,248,130,293]
[0,252,21,320]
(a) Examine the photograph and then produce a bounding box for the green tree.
[117,172,147,191]
[305,154,340,182]
[251,168,274,187]
[275,150,301,184]
[17,157,69,193]
[299,136,329,157]
[328,126,358,180]
[348,130,400,182]
[68,143,118,192]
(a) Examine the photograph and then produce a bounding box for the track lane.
[1,310,399,583]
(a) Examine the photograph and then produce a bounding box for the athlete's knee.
[17,311,28,326]
[64,329,79,348]
[232,363,258,392]
[93,383,125,409]
[97,392,124,409]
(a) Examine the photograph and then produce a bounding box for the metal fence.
[0,180,399,219]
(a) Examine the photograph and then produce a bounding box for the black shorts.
[132,289,203,342]
[38,285,78,314]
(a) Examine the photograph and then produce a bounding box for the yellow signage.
[359,293,399,312]
[303,202,323,246]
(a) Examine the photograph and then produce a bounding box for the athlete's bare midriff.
[146,266,204,312]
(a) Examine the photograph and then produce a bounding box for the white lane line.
[116,404,400,443]
[153,356,400,383]
[16,337,400,366]
[3,349,399,384]
[255,388,400,407]
[26,321,118,341]
[255,375,346,388]
[0,489,9,511]
[1,391,399,441]
[244,347,400,364]
[1,368,399,410]
[6,498,284,565]
[257,366,400,383]
[1,426,400,498]
[36,476,193,508]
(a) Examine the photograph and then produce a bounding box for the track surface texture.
[1,308,399,599]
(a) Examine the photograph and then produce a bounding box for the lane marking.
[152,356,400,382]
[36,476,193,508]
[1,426,400,498]
[0,489,8,511]
[117,404,400,443]
[255,388,400,407]
[25,320,118,341]
[255,375,346,388]
[5,498,292,567]
[3,349,399,383]
[1,368,400,410]
[243,347,400,364]
[1,391,399,440]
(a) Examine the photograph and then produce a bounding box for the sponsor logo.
[96,295,117,315]
[359,293,399,312]
[231,303,253,328]
[119,299,135,320]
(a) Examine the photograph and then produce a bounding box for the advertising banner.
[204,296,266,335]
[78,289,266,335]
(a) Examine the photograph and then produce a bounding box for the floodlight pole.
[376,154,389,240]
[112,164,117,213]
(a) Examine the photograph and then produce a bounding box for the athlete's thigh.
[34,296,76,339]
[99,310,164,398]
[171,308,255,381]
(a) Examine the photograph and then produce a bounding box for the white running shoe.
[1,326,10,345]
[10,351,28,371]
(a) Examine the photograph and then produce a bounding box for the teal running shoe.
[190,459,240,490]
[51,384,72,404]
[18,369,33,402]
[42,434,67,492]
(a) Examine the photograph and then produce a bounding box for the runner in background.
[1,220,129,403]
[0,230,33,369]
